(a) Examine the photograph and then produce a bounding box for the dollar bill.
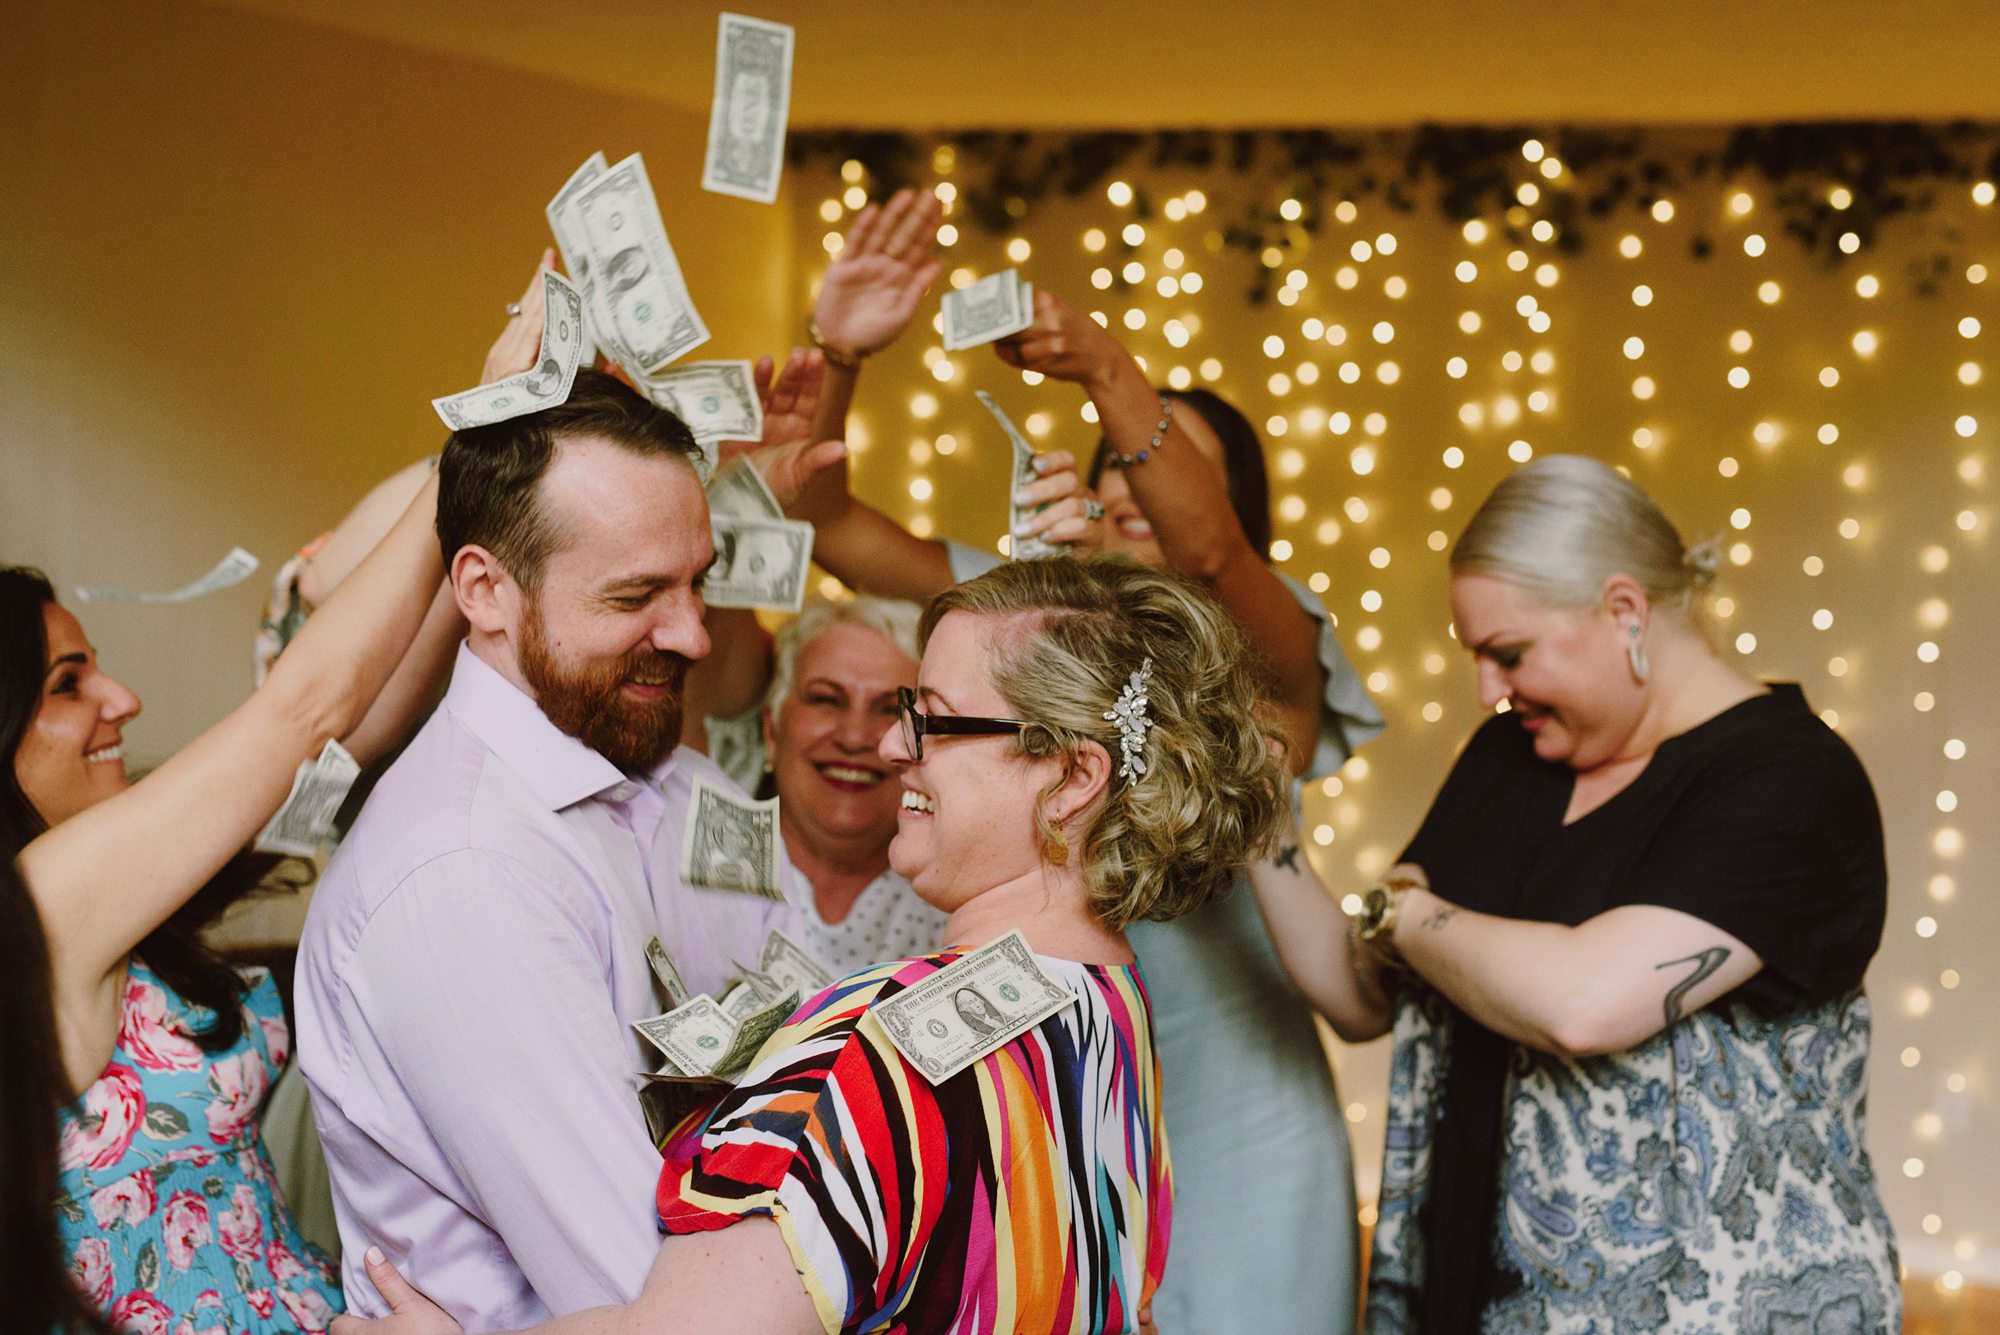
[711,987,798,1077]
[545,151,608,366]
[75,547,260,604]
[680,776,783,899]
[253,738,361,857]
[705,455,784,522]
[759,929,834,999]
[645,935,692,1010]
[719,979,768,1021]
[701,13,795,205]
[637,1071,726,1144]
[571,154,710,373]
[705,516,813,612]
[432,269,587,429]
[942,270,1034,351]
[975,391,1068,561]
[641,359,763,475]
[634,993,736,1076]
[869,931,1078,1084]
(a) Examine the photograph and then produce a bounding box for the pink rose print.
[258,1011,291,1068]
[122,976,205,1071]
[267,1235,310,1282]
[203,1050,269,1145]
[278,1285,335,1333]
[162,1189,213,1271]
[89,1173,159,1229]
[108,1289,173,1335]
[218,1182,265,1262]
[59,1063,145,1172]
[70,1236,114,1305]
[246,1289,276,1319]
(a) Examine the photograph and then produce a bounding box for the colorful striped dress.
[656,950,1169,1335]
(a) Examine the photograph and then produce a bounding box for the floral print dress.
[56,960,343,1334]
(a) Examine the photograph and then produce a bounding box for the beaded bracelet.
[1103,396,1174,470]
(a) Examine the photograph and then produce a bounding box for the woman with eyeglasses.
[333,556,1286,1335]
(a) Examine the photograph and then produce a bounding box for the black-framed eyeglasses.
[896,686,1036,761]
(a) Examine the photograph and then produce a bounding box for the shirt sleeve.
[1274,572,1385,780]
[348,849,665,1313]
[1605,726,1886,1007]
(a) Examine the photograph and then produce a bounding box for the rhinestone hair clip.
[1102,658,1155,782]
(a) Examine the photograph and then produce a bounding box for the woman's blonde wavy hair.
[920,558,1286,930]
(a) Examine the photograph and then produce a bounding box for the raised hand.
[757,348,825,449]
[813,187,946,358]
[327,1246,462,1335]
[478,248,558,384]
[744,435,850,513]
[1010,450,1109,554]
[994,290,1131,391]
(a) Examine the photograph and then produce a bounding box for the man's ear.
[451,545,520,636]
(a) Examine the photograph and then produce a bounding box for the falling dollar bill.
[759,929,834,999]
[75,547,259,604]
[640,359,763,476]
[701,13,795,205]
[570,154,710,373]
[680,776,783,899]
[705,516,813,612]
[645,935,692,1010]
[869,930,1078,1084]
[942,270,1034,352]
[432,269,587,429]
[545,151,608,366]
[705,455,784,522]
[253,738,361,857]
[975,391,1068,561]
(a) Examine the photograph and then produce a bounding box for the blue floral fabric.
[55,960,343,1334]
[1366,986,1900,1334]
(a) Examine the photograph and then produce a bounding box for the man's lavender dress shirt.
[297,643,801,1329]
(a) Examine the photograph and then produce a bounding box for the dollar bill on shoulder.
[702,13,794,205]
[942,269,1034,351]
[432,269,587,429]
[975,391,1068,561]
[645,935,692,1010]
[572,154,710,373]
[253,738,361,857]
[705,455,784,523]
[641,359,763,476]
[759,929,834,998]
[705,516,813,612]
[76,547,260,604]
[680,776,783,899]
[869,930,1078,1084]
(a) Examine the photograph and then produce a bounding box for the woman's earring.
[1047,826,1070,867]
[1625,622,1650,683]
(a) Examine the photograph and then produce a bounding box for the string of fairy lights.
[798,132,1990,1290]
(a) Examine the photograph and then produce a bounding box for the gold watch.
[1354,874,1427,950]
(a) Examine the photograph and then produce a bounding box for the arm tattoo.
[1655,947,1731,1026]
[1273,843,1301,872]
[1422,905,1460,932]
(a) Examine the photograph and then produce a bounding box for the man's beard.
[518,600,689,773]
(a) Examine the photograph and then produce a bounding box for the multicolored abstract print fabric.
[55,961,343,1334]
[657,951,1170,1335]
[1367,987,1901,1334]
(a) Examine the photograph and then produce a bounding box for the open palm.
[814,187,945,356]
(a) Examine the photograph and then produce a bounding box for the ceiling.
[208,0,2000,128]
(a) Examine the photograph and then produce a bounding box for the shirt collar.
[442,641,678,812]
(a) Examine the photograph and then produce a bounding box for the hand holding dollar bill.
[432,269,587,429]
[975,391,1069,561]
[942,270,1034,352]
[869,931,1078,1084]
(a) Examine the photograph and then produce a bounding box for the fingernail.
[367,1245,385,1266]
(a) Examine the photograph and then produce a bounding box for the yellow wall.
[2,0,794,770]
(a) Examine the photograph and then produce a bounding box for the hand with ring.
[479,247,558,385]
[1010,450,1110,554]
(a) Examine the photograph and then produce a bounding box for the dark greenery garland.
[791,124,2000,300]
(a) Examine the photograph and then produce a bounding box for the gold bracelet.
[807,320,864,370]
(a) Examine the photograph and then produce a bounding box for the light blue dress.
[949,543,1383,1332]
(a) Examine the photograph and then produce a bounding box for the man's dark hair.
[435,368,704,589]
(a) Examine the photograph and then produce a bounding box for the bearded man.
[297,371,807,1330]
